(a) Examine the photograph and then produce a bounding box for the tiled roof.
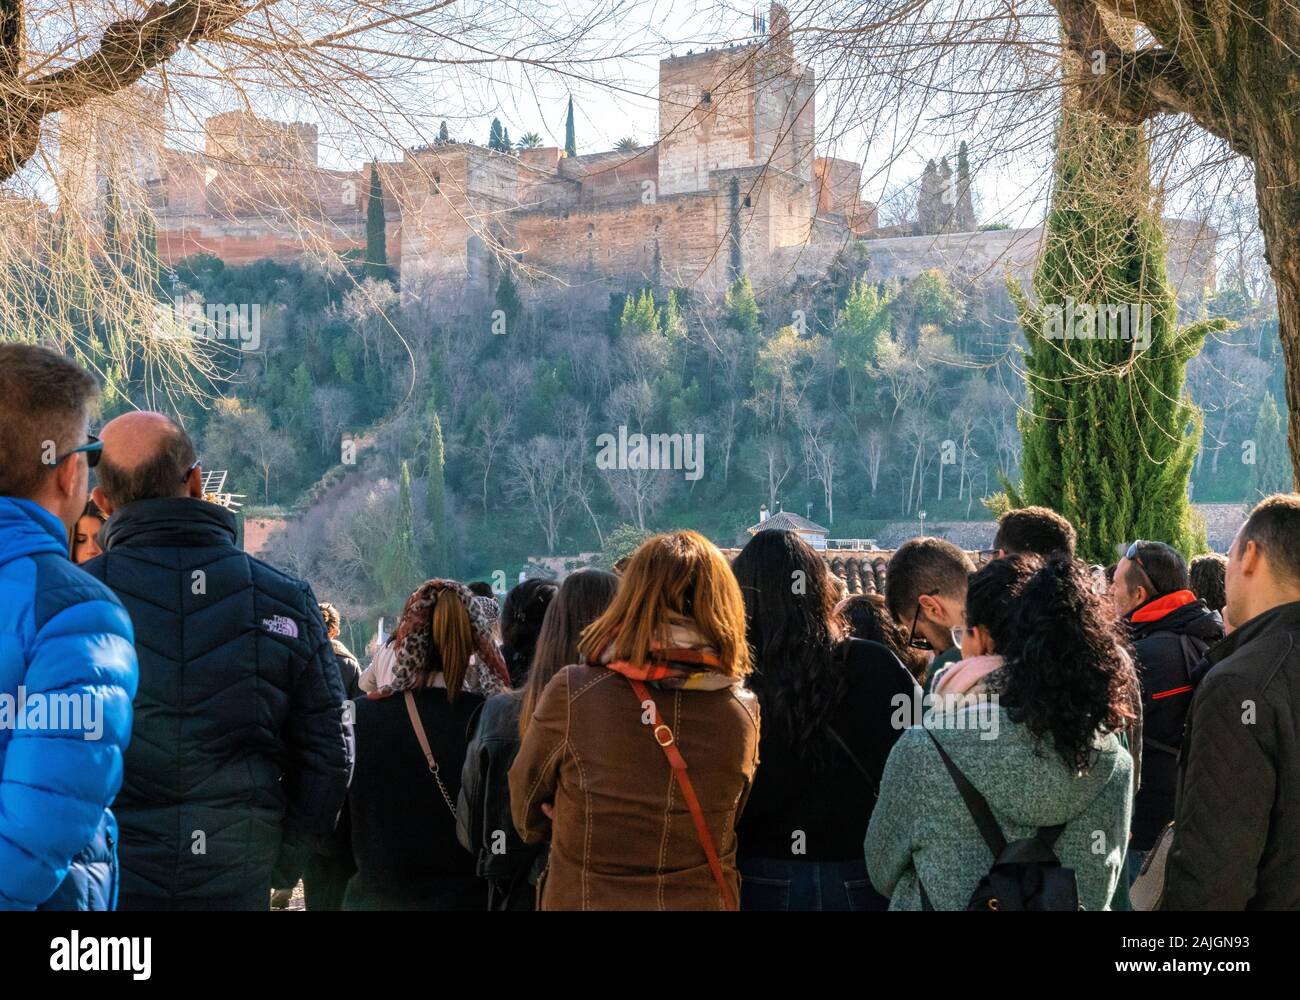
[826,554,890,596]
[747,510,829,534]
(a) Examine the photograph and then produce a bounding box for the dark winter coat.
[1125,597,1224,850]
[82,497,352,905]
[1165,600,1300,910]
[456,691,547,908]
[344,686,484,910]
[737,638,919,861]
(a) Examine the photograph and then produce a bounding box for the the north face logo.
[263,615,300,639]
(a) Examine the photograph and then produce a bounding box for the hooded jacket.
[81,497,351,903]
[866,707,1132,910]
[0,496,138,910]
[1125,594,1223,850]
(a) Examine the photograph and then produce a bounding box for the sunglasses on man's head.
[54,434,101,469]
[1124,540,1161,597]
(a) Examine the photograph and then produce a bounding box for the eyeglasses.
[1124,540,1161,597]
[54,434,101,469]
[182,460,200,484]
[907,595,934,651]
[978,549,999,565]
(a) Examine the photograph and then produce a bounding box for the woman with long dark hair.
[70,498,107,564]
[731,529,919,911]
[456,569,617,910]
[500,578,558,685]
[509,531,760,910]
[866,556,1139,910]
[344,579,511,910]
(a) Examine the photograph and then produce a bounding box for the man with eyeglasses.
[885,537,975,692]
[1109,539,1223,886]
[81,410,351,911]
[0,344,138,910]
[1165,494,1300,910]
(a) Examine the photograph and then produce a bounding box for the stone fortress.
[61,3,1216,308]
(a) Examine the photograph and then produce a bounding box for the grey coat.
[865,707,1133,910]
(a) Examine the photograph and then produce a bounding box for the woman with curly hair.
[866,556,1138,910]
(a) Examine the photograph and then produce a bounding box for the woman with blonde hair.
[344,579,510,910]
[509,531,761,910]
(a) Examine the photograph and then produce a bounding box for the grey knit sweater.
[865,706,1133,910]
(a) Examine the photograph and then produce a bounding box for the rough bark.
[1054,0,1300,488]
[0,1,251,181]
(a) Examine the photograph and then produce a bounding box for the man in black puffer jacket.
[83,412,352,910]
[1111,540,1223,881]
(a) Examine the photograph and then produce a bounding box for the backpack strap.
[925,728,1007,856]
[1141,631,1209,756]
[625,677,737,911]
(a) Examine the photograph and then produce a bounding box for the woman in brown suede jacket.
[509,530,761,910]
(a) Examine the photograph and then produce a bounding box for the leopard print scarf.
[387,579,510,696]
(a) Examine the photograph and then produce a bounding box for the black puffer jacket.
[1126,596,1224,850]
[82,498,352,903]
[1165,600,1300,910]
[456,691,547,908]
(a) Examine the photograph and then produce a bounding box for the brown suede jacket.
[509,663,760,910]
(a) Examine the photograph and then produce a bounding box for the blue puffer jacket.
[0,496,138,910]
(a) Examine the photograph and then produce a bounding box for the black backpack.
[918,729,1080,911]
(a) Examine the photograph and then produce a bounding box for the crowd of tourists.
[2,342,1298,911]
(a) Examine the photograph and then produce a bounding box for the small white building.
[747,505,830,551]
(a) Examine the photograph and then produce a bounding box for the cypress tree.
[136,210,162,296]
[564,98,576,158]
[501,127,512,153]
[364,164,389,282]
[1009,99,1227,562]
[438,120,450,144]
[956,140,976,231]
[381,461,423,599]
[103,178,125,268]
[425,403,452,574]
[489,118,503,151]
[1251,391,1292,499]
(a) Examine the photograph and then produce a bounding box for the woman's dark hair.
[965,554,1042,652]
[501,578,559,685]
[1189,553,1227,612]
[840,593,928,683]
[986,557,1139,775]
[519,569,619,739]
[731,529,848,768]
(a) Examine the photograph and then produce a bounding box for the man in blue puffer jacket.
[0,344,138,911]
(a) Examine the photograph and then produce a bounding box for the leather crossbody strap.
[626,677,737,911]
[404,690,459,818]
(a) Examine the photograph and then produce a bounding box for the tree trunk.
[1256,163,1300,489]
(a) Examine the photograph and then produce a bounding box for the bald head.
[93,411,200,513]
